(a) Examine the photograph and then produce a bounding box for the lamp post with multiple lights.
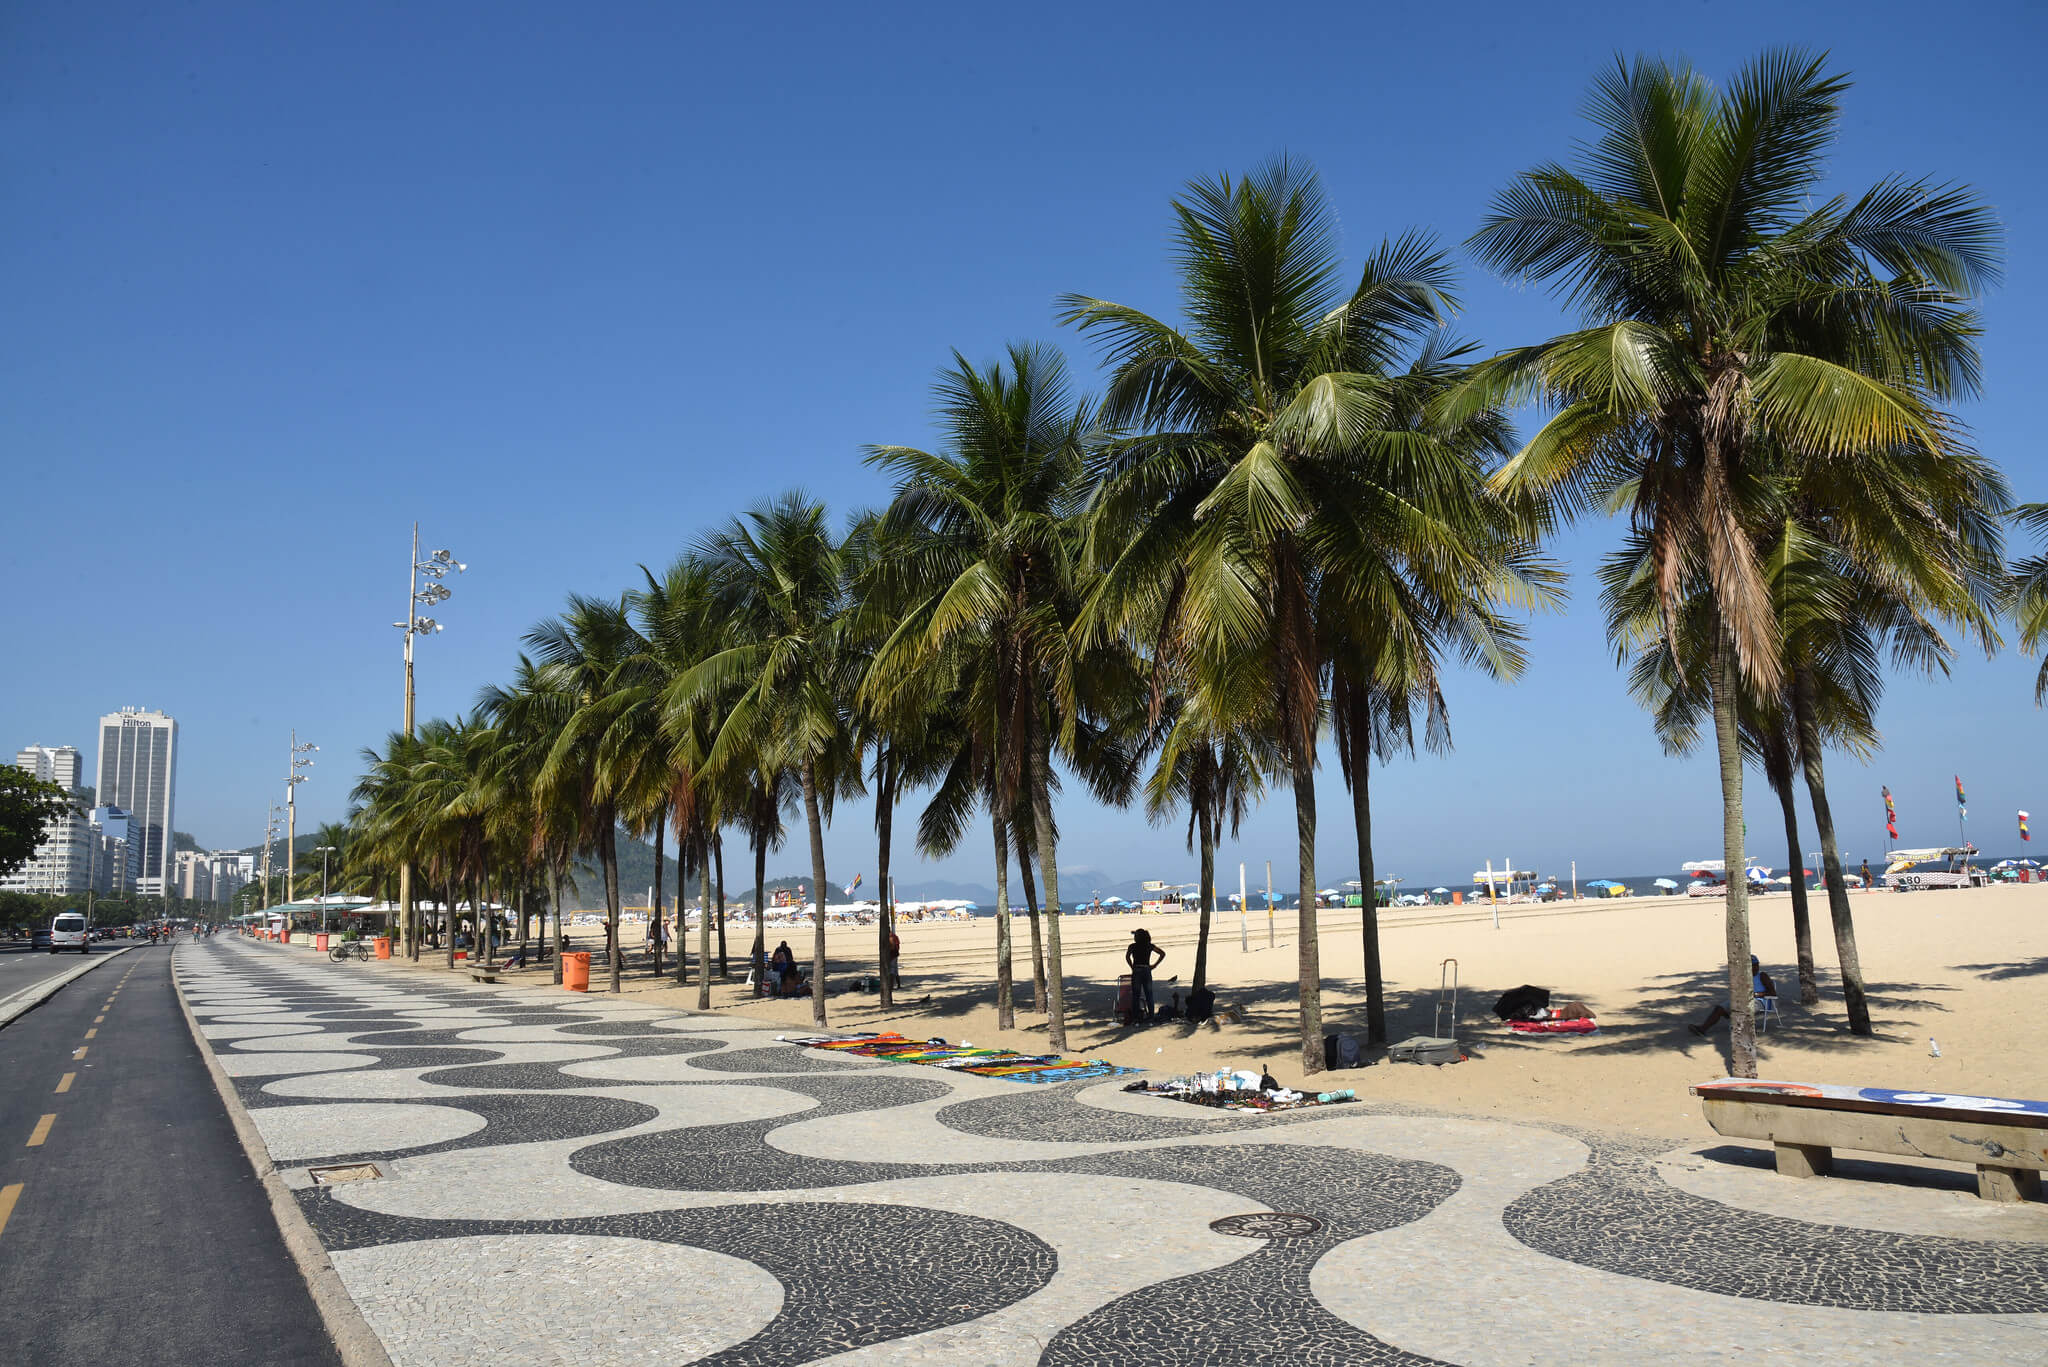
[314,844,338,934]
[395,525,464,957]
[285,732,317,901]
[259,805,282,916]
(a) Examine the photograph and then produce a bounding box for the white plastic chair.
[1755,993,1780,1033]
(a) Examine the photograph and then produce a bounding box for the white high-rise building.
[16,745,82,792]
[96,708,178,897]
[3,746,91,896]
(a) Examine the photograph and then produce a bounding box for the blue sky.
[5,1,2043,890]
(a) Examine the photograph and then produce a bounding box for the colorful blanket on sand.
[785,1032,1138,1083]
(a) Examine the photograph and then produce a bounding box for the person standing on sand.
[1126,928,1166,1021]
[1861,858,1872,888]
[886,928,902,989]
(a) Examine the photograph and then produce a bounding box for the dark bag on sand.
[1187,985,1216,1023]
[1322,1033,1364,1069]
[1493,985,1550,1021]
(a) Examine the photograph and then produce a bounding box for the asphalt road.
[0,942,341,1366]
[0,936,131,1002]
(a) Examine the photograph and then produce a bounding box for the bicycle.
[328,940,372,963]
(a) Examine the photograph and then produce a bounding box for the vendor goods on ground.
[1123,1071,1359,1113]
[784,1032,1137,1083]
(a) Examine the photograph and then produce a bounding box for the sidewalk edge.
[170,945,396,1367]
[0,945,133,1029]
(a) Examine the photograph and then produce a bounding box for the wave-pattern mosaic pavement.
[178,939,2048,1366]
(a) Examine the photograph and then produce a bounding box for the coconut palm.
[679,493,854,1027]
[1143,685,1272,998]
[863,344,1110,1051]
[479,657,587,985]
[527,596,646,993]
[2008,505,2048,703]
[1464,50,1999,1073]
[1065,160,1522,1071]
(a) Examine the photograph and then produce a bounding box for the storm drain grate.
[307,1163,383,1185]
[1209,1212,1323,1239]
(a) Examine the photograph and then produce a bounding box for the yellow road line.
[82,1028,96,1040]
[72,1046,86,1060]
[55,1074,74,1094]
[93,1015,104,1023]
[26,1115,54,1147]
[0,1184,21,1239]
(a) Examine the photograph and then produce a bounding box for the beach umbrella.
[1653,878,1679,889]
[1744,865,1770,882]
[1431,887,1448,894]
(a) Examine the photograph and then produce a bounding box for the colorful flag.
[843,873,862,896]
[2021,811,2031,843]
[1883,785,1898,841]
[1955,775,1968,820]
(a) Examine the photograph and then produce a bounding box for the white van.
[50,912,89,954]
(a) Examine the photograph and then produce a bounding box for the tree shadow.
[1952,957,2048,982]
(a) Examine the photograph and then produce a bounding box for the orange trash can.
[1452,891,1464,906]
[316,933,329,952]
[562,950,591,992]
[373,936,392,959]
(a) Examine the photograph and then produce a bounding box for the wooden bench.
[1692,1078,2048,1202]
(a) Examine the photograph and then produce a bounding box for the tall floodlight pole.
[286,732,317,901]
[314,845,337,934]
[394,524,464,957]
[261,805,282,913]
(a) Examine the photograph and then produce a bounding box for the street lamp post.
[286,732,316,901]
[260,805,282,917]
[314,845,337,934]
[394,524,464,959]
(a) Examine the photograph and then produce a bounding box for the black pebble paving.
[1504,1130,2048,1314]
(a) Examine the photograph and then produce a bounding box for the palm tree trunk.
[551,866,565,986]
[1293,752,1323,1074]
[876,756,896,1009]
[1348,708,1387,1046]
[992,806,1015,1031]
[651,815,665,979]
[445,879,457,970]
[1030,728,1068,1053]
[684,840,700,987]
[1766,749,1820,1005]
[714,832,728,979]
[1711,631,1758,1077]
[697,830,713,1011]
[601,822,623,994]
[1793,667,1872,1034]
[1016,847,1047,1013]
[801,757,828,1028]
[1193,800,1214,996]
[750,821,768,996]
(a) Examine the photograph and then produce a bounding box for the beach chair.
[1755,993,1779,1033]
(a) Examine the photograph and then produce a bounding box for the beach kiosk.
[1882,847,1987,891]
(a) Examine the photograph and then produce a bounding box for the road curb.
[170,945,396,1367]
[0,945,133,1029]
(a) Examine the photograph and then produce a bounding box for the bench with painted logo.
[1691,1078,2048,1202]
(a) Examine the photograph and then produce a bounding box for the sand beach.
[444,880,2048,1142]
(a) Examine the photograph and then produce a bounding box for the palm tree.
[680,493,853,1027]
[1465,50,1999,1075]
[2008,505,2048,702]
[527,596,645,994]
[1144,687,1270,999]
[480,658,586,985]
[1066,160,1506,1072]
[863,344,1106,1051]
